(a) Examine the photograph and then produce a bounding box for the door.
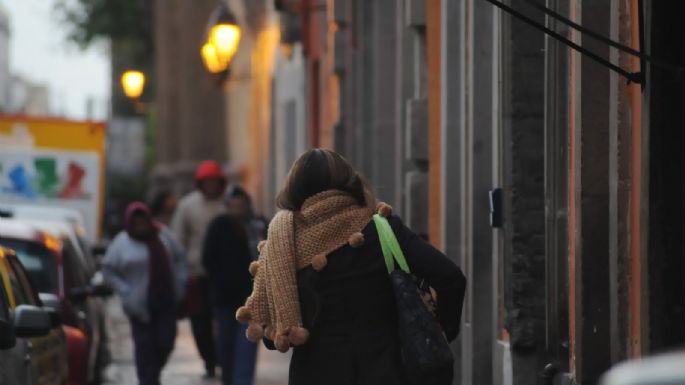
[0,255,33,385]
[8,255,68,385]
[62,236,103,382]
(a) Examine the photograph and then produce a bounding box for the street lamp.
[201,3,241,75]
[120,70,148,113]
[121,70,145,100]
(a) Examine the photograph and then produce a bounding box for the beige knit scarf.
[235,190,379,352]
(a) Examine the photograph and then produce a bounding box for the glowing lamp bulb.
[121,70,145,99]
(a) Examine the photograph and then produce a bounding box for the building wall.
[269,43,307,214]
[301,0,413,217]
[0,6,9,111]
[645,0,685,356]
[224,0,253,181]
[438,0,658,383]
[153,0,227,194]
[107,117,146,176]
[221,0,283,214]
[441,0,467,382]
[8,75,51,116]
[226,1,682,384]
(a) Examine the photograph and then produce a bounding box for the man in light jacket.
[170,160,227,379]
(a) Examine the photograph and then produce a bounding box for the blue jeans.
[214,307,258,385]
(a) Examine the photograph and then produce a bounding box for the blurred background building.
[0,4,10,111]
[8,75,51,116]
[0,4,52,117]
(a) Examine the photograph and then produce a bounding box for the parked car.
[2,204,88,240]
[0,219,110,385]
[0,245,68,385]
[18,218,98,282]
[3,204,98,268]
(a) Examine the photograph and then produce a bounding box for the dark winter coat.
[286,215,466,385]
[201,214,253,311]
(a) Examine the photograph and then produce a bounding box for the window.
[0,274,11,322]
[62,238,89,290]
[0,238,58,295]
[1,257,28,306]
[8,257,39,306]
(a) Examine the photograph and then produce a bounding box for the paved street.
[103,298,291,385]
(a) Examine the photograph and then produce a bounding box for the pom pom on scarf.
[311,253,328,271]
[249,261,260,276]
[348,232,365,248]
[275,334,290,353]
[289,326,310,346]
[257,240,267,253]
[377,202,393,217]
[236,306,252,323]
[246,323,264,342]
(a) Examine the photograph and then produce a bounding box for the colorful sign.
[0,116,106,238]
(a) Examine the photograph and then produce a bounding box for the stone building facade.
[152,0,685,384]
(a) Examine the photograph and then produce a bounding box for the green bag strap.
[373,214,411,274]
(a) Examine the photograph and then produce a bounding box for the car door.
[0,276,24,385]
[62,236,104,382]
[0,255,32,385]
[7,254,68,385]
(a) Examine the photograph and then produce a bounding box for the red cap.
[195,160,226,182]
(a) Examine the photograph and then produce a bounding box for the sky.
[3,0,110,121]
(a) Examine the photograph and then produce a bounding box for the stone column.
[501,2,547,384]
[153,0,227,195]
[370,0,401,206]
[441,0,466,383]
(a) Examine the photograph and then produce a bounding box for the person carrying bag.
[235,148,466,385]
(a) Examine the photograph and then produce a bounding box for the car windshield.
[0,239,58,294]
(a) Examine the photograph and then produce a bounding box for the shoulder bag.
[373,214,454,385]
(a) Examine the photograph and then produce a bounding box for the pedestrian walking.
[171,160,226,378]
[150,190,178,226]
[101,202,187,385]
[203,186,265,385]
[236,149,466,385]
[225,186,268,263]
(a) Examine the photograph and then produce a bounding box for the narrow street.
[103,298,291,385]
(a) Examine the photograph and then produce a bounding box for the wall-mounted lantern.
[121,70,145,100]
[201,3,241,75]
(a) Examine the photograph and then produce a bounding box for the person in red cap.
[170,160,227,379]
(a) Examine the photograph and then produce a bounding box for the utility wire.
[518,0,682,74]
[519,0,645,59]
[482,0,643,84]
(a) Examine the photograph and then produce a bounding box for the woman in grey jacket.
[102,202,187,385]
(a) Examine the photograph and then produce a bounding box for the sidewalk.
[103,298,291,385]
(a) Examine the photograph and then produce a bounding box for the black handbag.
[373,214,454,385]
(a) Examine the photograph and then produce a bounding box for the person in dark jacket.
[225,186,267,385]
[202,187,261,385]
[149,190,177,226]
[235,149,466,385]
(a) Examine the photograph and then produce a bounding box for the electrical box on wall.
[489,188,503,228]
